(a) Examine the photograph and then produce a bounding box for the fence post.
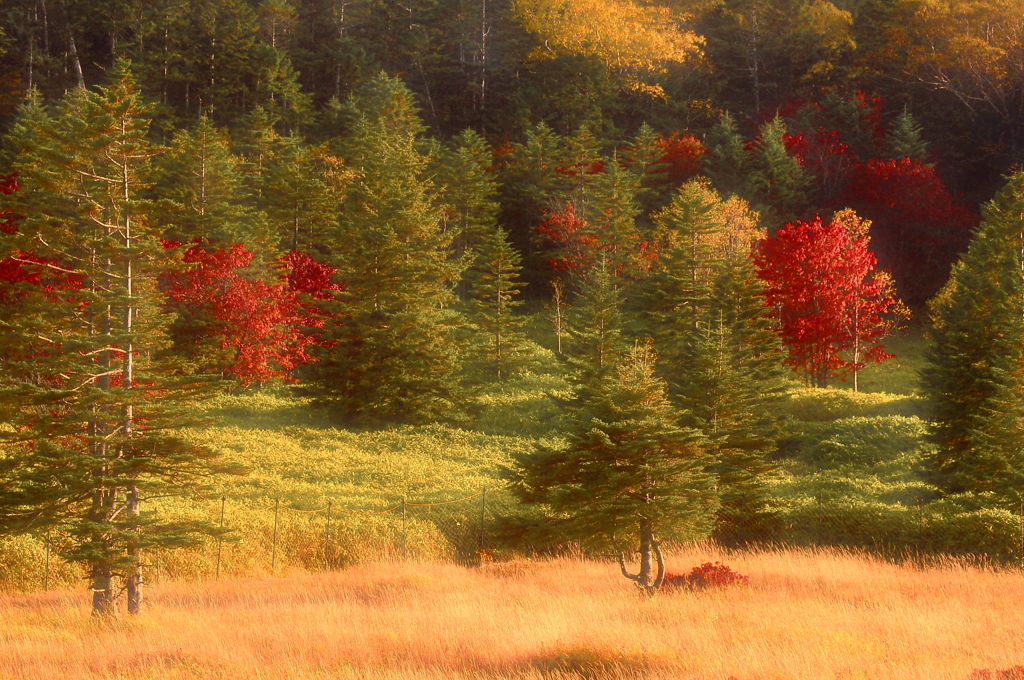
[216,496,225,580]
[479,489,487,554]
[271,498,279,574]
[917,499,924,568]
[44,529,51,591]
[816,494,823,547]
[325,501,332,571]
[153,507,160,586]
[402,497,407,560]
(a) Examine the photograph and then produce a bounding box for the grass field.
[3,544,1023,680]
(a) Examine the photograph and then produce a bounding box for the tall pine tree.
[0,62,232,616]
[921,172,1024,503]
[305,73,468,426]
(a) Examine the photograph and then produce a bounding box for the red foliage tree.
[535,201,653,284]
[754,210,902,388]
[161,243,340,386]
[842,157,978,306]
[656,131,705,186]
[0,173,19,235]
[536,202,595,277]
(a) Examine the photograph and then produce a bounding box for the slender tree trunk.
[58,0,84,88]
[122,165,142,615]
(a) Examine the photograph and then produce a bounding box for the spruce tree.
[464,227,531,381]
[704,111,749,199]
[638,180,785,531]
[884,107,930,163]
[152,116,273,254]
[747,116,811,230]
[508,342,719,593]
[921,172,1024,503]
[305,73,468,426]
[623,123,672,224]
[0,62,232,616]
[429,128,500,298]
[584,155,643,280]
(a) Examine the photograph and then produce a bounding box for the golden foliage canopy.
[513,0,704,97]
[899,0,1024,120]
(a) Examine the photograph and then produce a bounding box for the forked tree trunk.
[617,520,666,595]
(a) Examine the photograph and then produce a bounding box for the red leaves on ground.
[162,243,340,386]
[754,211,900,387]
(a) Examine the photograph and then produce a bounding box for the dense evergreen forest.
[2,0,1024,610]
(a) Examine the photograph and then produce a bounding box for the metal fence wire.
[144,490,513,585]
[6,492,1024,592]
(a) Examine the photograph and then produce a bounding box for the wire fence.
[6,491,1024,593]
[7,490,518,592]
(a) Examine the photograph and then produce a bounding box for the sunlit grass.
[3,545,1023,680]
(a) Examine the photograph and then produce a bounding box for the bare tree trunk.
[122,168,142,615]
[58,0,84,88]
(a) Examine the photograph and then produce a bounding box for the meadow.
[2,543,1023,680]
[4,326,1023,591]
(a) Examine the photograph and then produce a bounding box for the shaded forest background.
[1,0,1021,291]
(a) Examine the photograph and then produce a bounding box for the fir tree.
[564,258,629,397]
[464,227,531,381]
[0,62,233,616]
[583,155,643,281]
[638,180,785,532]
[429,128,500,297]
[152,116,273,254]
[885,107,930,164]
[305,73,468,426]
[747,115,811,230]
[622,123,673,224]
[704,111,749,199]
[508,342,719,593]
[921,172,1024,503]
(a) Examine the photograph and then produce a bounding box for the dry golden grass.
[2,544,1023,680]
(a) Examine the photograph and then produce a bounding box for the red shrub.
[662,562,749,590]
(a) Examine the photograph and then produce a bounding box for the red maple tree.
[841,157,977,305]
[161,243,340,386]
[754,210,903,388]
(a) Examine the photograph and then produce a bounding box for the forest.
[1,0,1024,616]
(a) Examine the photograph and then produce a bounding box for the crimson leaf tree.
[754,209,903,388]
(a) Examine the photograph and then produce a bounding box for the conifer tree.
[622,123,673,224]
[306,73,468,426]
[704,111,749,199]
[464,227,531,381]
[508,341,718,593]
[0,62,231,616]
[563,258,629,397]
[638,179,784,527]
[921,172,1024,503]
[152,116,272,254]
[584,156,643,280]
[884,107,930,163]
[430,128,500,297]
[747,116,811,230]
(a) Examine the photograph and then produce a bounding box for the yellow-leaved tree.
[513,0,704,97]
[898,0,1024,124]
